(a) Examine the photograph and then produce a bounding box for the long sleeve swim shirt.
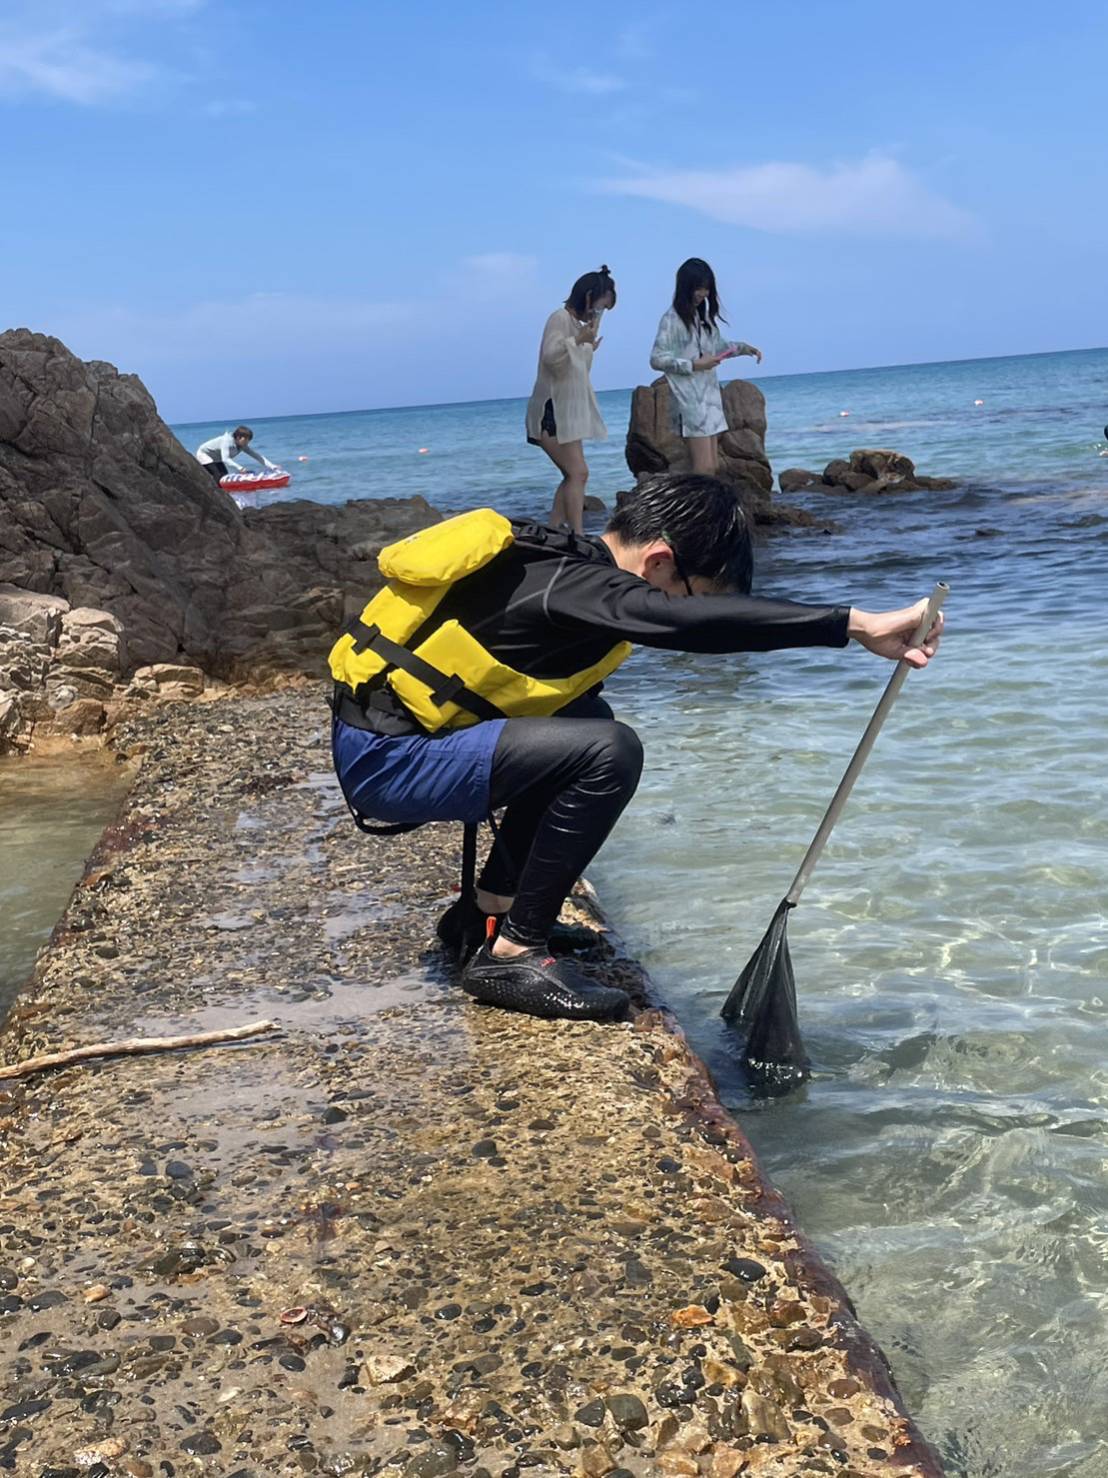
[357,525,849,732]
[195,432,265,470]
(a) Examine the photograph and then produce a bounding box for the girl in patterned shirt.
[650,258,762,475]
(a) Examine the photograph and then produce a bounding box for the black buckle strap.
[346,617,382,654]
[342,617,505,724]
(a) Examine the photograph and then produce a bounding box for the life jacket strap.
[343,618,506,724]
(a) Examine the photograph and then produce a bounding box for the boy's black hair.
[606,473,753,594]
[233,425,254,440]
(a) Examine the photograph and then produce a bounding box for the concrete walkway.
[0,687,942,1477]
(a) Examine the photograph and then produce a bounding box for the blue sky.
[3,0,1106,421]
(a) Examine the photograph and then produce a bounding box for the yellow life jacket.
[328,508,633,733]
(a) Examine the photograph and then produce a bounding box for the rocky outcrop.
[626,376,774,499]
[624,379,834,529]
[0,586,139,749]
[779,449,958,496]
[0,330,438,752]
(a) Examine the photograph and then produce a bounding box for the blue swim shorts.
[331,716,506,826]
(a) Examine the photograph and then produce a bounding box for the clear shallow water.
[178,349,1108,1475]
[0,757,131,1019]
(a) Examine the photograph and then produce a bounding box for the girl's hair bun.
[599,264,611,275]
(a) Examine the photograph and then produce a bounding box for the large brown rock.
[778,468,821,494]
[817,448,959,495]
[625,377,774,510]
[0,331,438,685]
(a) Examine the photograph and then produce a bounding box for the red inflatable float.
[219,468,291,493]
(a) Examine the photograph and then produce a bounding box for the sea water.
[0,755,131,1019]
[179,347,1105,1475]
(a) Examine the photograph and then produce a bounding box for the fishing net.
[720,899,810,1096]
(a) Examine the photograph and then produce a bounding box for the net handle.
[784,581,949,907]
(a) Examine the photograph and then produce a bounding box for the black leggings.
[479,697,644,948]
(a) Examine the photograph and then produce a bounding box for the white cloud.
[0,0,207,104]
[463,253,538,278]
[600,154,977,241]
[453,252,540,305]
[0,27,153,103]
[534,60,627,96]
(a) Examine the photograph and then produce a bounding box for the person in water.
[327,474,943,1024]
[525,266,615,536]
[650,258,762,475]
[195,426,277,483]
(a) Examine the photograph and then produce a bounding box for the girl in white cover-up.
[650,258,762,475]
[526,266,616,535]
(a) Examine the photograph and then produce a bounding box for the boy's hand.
[848,602,944,668]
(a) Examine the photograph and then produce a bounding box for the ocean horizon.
[171,341,1108,429]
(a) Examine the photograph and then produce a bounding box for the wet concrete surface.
[0,688,943,1476]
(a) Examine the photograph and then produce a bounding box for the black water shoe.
[461,943,629,1022]
[436,899,597,963]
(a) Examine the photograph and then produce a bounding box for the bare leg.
[539,435,589,535]
[686,435,719,475]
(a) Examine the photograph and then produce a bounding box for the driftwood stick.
[0,1020,280,1081]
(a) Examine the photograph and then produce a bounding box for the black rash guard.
[353,523,851,734]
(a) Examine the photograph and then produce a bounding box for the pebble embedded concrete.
[0,688,943,1476]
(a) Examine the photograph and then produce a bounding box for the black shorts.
[202,460,227,482]
[526,399,557,446]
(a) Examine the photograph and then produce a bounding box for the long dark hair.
[565,265,616,318]
[673,258,725,332]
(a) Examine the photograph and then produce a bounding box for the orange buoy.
[839,410,850,417]
[974,399,984,406]
[297,455,310,461]
[418,447,430,454]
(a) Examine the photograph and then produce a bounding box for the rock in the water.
[817,448,958,494]
[822,458,853,486]
[625,376,774,505]
[777,468,821,493]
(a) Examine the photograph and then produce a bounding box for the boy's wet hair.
[606,474,753,594]
[233,425,254,440]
